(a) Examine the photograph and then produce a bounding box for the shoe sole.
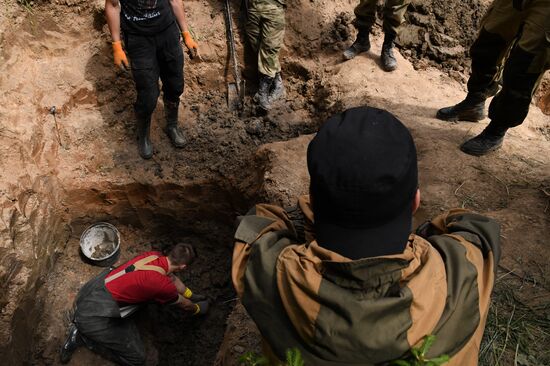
[343,47,371,61]
[436,111,485,122]
[459,142,503,156]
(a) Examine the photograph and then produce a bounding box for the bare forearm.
[170,274,187,294]
[105,0,122,42]
[169,0,189,32]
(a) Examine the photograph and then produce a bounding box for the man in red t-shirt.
[60,243,208,365]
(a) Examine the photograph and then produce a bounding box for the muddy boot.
[164,100,185,148]
[254,74,274,110]
[136,112,153,159]
[60,323,83,364]
[436,95,486,122]
[269,72,286,104]
[381,32,397,72]
[460,124,507,156]
[343,28,371,60]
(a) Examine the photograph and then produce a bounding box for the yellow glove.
[182,31,198,53]
[112,41,129,69]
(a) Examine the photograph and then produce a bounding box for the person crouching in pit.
[60,243,209,365]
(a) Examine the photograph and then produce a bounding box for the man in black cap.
[232,106,501,365]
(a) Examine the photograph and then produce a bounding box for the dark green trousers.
[468,0,550,128]
[246,0,285,78]
[354,0,410,35]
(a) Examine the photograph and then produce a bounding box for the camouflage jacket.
[232,196,501,365]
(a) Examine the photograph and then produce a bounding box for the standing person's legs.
[158,23,185,148]
[250,2,285,110]
[461,0,550,156]
[354,0,377,32]
[259,4,286,107]
[381,0,409,36]
[343,0,376,60]
[380,0,410,71]
[246,3,262,55]
[437,0,523,122]
[257,4,285,80]
[125,33,161,159]
[486,0,550,130]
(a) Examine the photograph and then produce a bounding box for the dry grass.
[479,269,550,366]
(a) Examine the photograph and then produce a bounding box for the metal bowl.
[80,222,120,264]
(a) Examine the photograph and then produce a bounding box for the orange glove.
[112,41,129,69]
[182,31,198,53]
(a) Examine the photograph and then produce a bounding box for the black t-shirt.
[120,0,176,35]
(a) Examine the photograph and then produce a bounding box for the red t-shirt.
[105,251,179,305]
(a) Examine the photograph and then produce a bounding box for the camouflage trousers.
[246,0,285,78]
[468,0,550,128]
[354,0,410,35]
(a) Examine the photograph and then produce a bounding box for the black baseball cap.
[307,106,418,259]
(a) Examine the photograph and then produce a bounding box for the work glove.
[112,41,129,69]
[193,300,210,316]
[182,31,199,58]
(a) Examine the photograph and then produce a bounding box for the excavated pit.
[27,181,251,365]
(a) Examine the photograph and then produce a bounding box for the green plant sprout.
[391,335,450,366]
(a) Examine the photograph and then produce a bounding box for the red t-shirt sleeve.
[151,274,179,304]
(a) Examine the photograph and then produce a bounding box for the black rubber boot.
[60,323,83,364]
[460,124,507,156]
[254,74,274,110]
[343,28,371,60]
[136,112,153,160]
[381,32,397,72]
[269,72,286,103]
[436,95,486,122]
[164,100,185,148]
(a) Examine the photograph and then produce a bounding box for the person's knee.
[135,89,159,116]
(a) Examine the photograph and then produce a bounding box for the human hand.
[112,41,129,70]
[182,31,199,59]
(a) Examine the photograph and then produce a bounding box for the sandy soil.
[0,0,548,365]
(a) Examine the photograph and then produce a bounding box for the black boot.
[164,100,185,148]
[343,28,371,60]
[60,323,83,364]
[436,95,486,122]
[254,74,274,110]
[136,112,153,159]
[381,32,397,72]
[460,124,507,156]
[269,72,285,103]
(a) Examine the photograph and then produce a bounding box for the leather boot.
[460,124,507,156]
[269,72,286,103]
[136,112,153,159]
[437,95,486,122]
[254,74,274,110]
[381,32,397,72]
[164,100,185,148]
[343,28,371,60]
[60,323,83,364]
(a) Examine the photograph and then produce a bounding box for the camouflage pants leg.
[468,0,550,128]
[246,1,285,78]
[354,0,410,34]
